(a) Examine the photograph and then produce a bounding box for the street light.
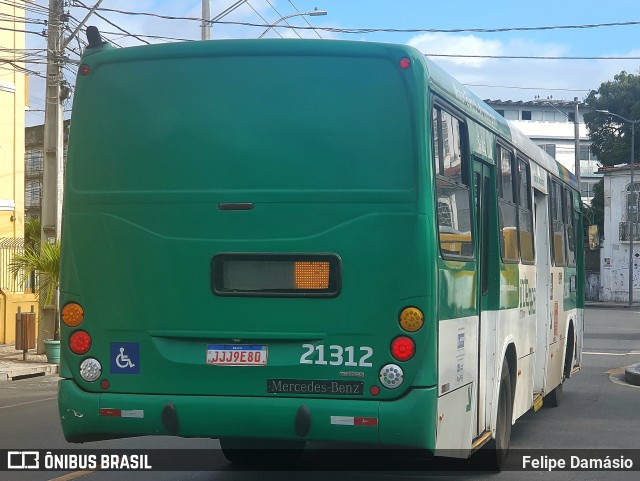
[259,10,328,38]
[597,109,640,306]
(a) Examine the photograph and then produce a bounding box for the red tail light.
[69,330,92,355]
[390,336,415,361]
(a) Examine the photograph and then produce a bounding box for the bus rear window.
[69,55,416,194]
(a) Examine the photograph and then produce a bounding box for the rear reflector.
[99,408,144,418]
[330,416,378,426]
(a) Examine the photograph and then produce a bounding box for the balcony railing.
[619,222,640,241]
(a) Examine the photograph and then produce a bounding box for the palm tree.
[9,241,61,340]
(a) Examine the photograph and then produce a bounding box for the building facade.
[25,121,70,220]
[484,99,600,206]
[0,0,39,345]
[598,165,639,302]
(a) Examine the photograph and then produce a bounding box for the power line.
[263,0,302,39]
[287,0,323,39]
[464,83,590,92]
[70,7,640,35]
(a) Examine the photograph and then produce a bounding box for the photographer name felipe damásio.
[522,454,634,471]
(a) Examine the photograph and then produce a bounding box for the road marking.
[0,397,57,410]
[583,351,640,356]
[49,470,97,481]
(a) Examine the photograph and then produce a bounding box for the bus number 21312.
[299,344,373,367]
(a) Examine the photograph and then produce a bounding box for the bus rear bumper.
[59,379,436,449]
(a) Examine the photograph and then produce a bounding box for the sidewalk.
[0,343,59,381]
[586,301,640,309]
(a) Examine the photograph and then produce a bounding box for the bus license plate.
[206,345,268,366]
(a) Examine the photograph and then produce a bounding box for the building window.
[25,149,43,174]
[522,110,532,121]
[504,110,519,120]
[579,145,598,161]
[627,182,640,223]
[538,143,556,159]
[580,180,599,198]
[495,109,505,117]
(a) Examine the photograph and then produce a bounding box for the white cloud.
[408,33,503,67]
[406,32,640,102]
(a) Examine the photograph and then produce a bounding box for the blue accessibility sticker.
[110,342,140,374]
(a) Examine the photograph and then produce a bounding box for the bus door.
[533,188,551,395]
[472,159,493,437]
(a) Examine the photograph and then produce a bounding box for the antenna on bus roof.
[86,26,106,49]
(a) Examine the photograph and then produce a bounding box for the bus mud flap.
[162,403,179,434]
[295,405,311,437]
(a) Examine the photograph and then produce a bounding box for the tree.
[584,70,640,167]
[9,241,61,340]
[583,70,640,230]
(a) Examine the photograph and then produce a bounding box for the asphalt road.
[1,307,640,481]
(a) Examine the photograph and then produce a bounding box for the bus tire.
[544,382,563,408]
[220,437,305,466]
[488,358,513,470]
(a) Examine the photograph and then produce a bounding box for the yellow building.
[0,0,38,345]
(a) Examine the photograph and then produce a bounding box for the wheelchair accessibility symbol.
[110,342,140,374]
[116,347,135,368]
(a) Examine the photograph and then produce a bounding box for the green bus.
[59,34,584,466]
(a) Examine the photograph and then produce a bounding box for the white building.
[484,100,600,205]
[598,165,638,302]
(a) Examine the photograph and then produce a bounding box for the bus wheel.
[219,437,305,466]
[488,358,513,470]
[545,382,563,407]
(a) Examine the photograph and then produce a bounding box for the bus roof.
[422,55,578,190]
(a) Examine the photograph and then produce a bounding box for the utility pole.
[574,97,581,184]
[39,0,65,353]
[41,0,64,245]
[201,0,211,40]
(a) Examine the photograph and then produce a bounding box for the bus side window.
[497,145,519,262]
[565,187,576,267]
[518,158,535,264]
[550,180,566,266]
[432,106,473,259]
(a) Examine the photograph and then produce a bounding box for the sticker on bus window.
[206,345,267,366]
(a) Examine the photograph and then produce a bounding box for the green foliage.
[9,241,60,308]
[583,70,640,166]
[24,217,41,251]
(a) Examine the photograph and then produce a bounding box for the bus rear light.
[390,336,415,361]
[80,64,91,76]
[62,302,84,327]
[369,385,380,396]
[100,379,110,390]
[69,330,92,355]
[79,358,101,382]
[294,261,330,289]
[400,58,411,69]
[399,307,424,332]
[379,364,404,389]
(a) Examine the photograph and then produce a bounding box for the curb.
[625,364,640,386]
[0,363,59,382]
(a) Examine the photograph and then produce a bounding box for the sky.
[21,0,640,126]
